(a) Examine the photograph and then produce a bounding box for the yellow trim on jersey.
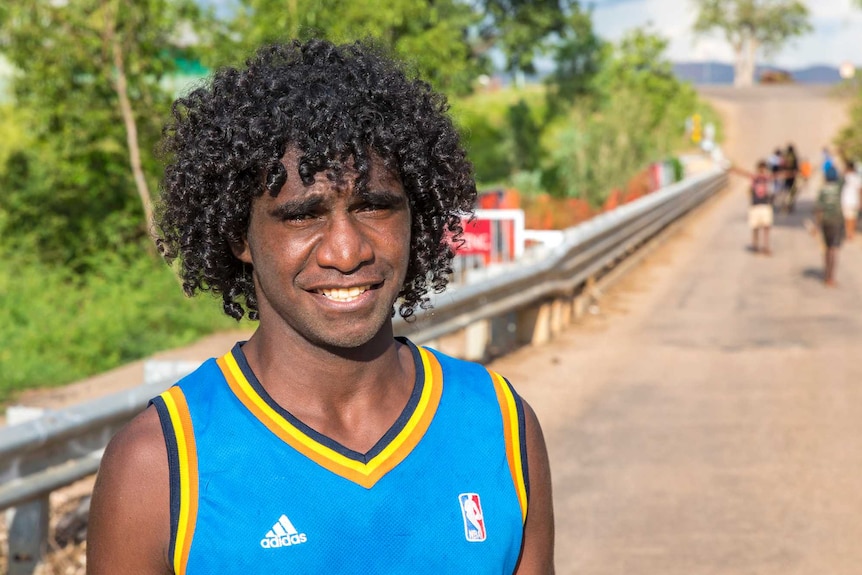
[489,370,529,523]
[217,346,443,489]
[160,387,199,575]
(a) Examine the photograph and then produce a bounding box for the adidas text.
[260,533,308,548]
[260,514,308,549]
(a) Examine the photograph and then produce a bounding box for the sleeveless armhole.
[487,370,530,523]
[150,387,199,575]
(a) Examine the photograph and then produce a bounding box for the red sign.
[457,219,493,256]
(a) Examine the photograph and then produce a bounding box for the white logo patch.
[260,514,308,548]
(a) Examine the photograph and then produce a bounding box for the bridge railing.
[0,164,727,574]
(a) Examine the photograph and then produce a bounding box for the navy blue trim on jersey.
[503,376,530,503]
[150,396,181,564]
[230,339,424,464]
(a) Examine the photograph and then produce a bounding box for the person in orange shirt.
[799,158,812,182]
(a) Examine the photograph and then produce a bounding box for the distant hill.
[673,61,844,85]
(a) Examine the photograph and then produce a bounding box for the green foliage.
[453,26,709,206]
[207,0,591,95]
[204,0,484,95]
[0,3,719,400]
[693,0,811,51]
[0,0,207,268]
[506,99,543,172]
[0,104,27,167]
[479,0,578,75]
[547,28,701,204]
[543,6,605,118]
[0,247,242,403]
[451,86,548,186]
[836,84,862,164]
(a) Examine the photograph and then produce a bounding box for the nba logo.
[459,493,486,542]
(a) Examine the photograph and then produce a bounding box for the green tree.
[478,0,577,78]
[837,1,862,160]
[0,0,208,266]
[551,28,698,203]
[693,0,811,87]
[207,0,592,95]
[506,99,543,172]
[836,89,862,164]
[543,5,605,118]
[205,0,483,95]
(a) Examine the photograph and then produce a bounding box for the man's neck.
[238,327,416,453]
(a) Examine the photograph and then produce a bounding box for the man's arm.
[87,407,172,575]
[515,400,555,574]
[728,164,755,179]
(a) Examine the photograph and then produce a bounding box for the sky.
[589,0,862,68]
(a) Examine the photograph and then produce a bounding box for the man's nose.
[315,213,374,272]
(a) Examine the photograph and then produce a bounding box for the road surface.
[490,84,861,574]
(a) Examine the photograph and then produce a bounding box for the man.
[748,160,774,255]
[783,143,799,213]
[87,39,554,574]
[767,148,783,182]
[814,165,845,286]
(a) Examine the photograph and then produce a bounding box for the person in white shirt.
[840,160,861,241]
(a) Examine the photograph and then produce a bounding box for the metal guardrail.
[395,167,727,342]
[0,165,727,514]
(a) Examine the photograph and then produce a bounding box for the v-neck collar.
[215,338,443,489]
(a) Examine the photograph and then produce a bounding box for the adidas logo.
[260,514,308,549]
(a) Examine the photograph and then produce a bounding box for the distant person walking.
[822,147,835,177]
[783,144,799,213]
[813,165,845,286]
[799,157,813,186]
[768,148,784,195]
[748,160,774,255]
[840,160,861,241]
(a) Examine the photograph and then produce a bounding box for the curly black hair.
[156,38,477,321]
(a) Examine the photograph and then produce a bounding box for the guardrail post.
[5,406,49,575]
[550,299,566,336]
[516,302,552,346]
[464,319,489,361]
[7,500,49,575]
[572,276,596,320]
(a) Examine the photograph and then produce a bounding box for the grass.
[0,248,245,405]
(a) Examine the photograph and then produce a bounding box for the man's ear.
[230,237,253,264]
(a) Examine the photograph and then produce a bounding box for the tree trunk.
[733,38,755,88]
[747,38,760,85]
[111,36,156,242]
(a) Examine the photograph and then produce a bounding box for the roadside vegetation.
[835,80,862,162]
[835,1,862,162]
[0,1,719,403]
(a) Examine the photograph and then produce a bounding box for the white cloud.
[589,0,862,67]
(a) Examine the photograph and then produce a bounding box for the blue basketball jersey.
[151,338,529,574]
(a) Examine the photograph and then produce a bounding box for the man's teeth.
[320,286,370,301]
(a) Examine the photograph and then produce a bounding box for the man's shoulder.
[418,344,513,391]
[420,344,490,377]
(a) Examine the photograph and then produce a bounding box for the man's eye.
[360,202,388,212]
[282,212,315,222]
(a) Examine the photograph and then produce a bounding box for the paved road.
[489,85,861,574]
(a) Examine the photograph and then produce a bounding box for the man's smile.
[314,283,382,303]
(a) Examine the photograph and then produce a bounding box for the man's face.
[235,149,411,351]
